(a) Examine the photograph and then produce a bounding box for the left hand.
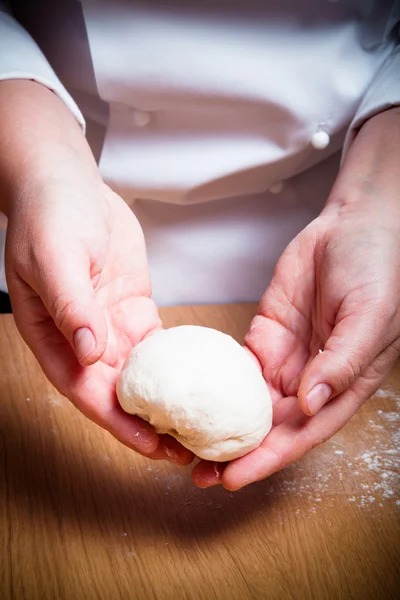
[0,80,192,465]
[193,107,400,490]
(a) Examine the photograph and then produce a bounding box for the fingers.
[43,258,108,366]
[244,229,316,396]
[222,388,365,491]
[298,307,397,416]
[152,434,194,466]
[103,406,160,455]
[192,461,226,488]
[245,314,310,397]
[103,411,193,465]
[66,372,194,464]
[10,248,108,367]
[191,398,300,489]
[193,391,351,490]
[94,413,194,465]
[194,341,399,490]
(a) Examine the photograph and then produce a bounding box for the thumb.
[37,254,108,366]
[298,309,388,416]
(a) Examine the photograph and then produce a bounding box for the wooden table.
[0,305,399,600]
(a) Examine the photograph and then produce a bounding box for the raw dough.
[117,326,272,461]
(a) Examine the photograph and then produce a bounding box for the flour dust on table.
[130,387,399,522]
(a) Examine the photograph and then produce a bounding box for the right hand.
[1,80,193,465]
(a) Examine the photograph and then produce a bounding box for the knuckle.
[365,281,398,323]
[49,293,76,334]
[330,352,361,392]
[375,296,397,324]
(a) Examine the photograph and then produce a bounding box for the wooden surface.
[0,304,399,600]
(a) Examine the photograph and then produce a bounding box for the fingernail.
[163,445,180,463]
[161,445,189,466]
[73,327,96,363]
[134,429,159,454]
[195,473,222,488]
[305,383,332,415]
[213,463,223,479]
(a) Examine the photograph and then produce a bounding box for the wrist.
[358,106,400,135]
[324,107,400,215]
[0,80,98,216]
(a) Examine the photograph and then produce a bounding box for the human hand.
[1,80,192,465]
[193,107,400,489]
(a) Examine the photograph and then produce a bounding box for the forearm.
[0,79,97,216]
[326,107,400,215]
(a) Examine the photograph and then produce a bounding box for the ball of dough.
[117,326,272,461]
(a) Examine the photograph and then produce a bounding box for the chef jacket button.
[269,181,285,195]
[311,130,330,150]
[132,110,151,127]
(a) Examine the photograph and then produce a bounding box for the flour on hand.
[117,326,272,461]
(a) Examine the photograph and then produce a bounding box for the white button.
[132,110,151,127]
[269,181,285,195]
[311,130,330,150]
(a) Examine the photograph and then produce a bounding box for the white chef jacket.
[0,1,399,305]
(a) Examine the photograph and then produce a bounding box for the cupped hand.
[193,107,400,489]
[5,166,192,465]
[0,80,192,465]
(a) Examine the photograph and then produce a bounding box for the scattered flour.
[373,388,400,404]
[260,387,400,512]
[381,413,400,423]
[47,395,63,407]
[142,386,399,516]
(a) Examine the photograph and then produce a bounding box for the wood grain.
[0,305,399,600]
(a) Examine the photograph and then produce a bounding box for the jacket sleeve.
[342,15,400,157]
[0,0,85,131]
